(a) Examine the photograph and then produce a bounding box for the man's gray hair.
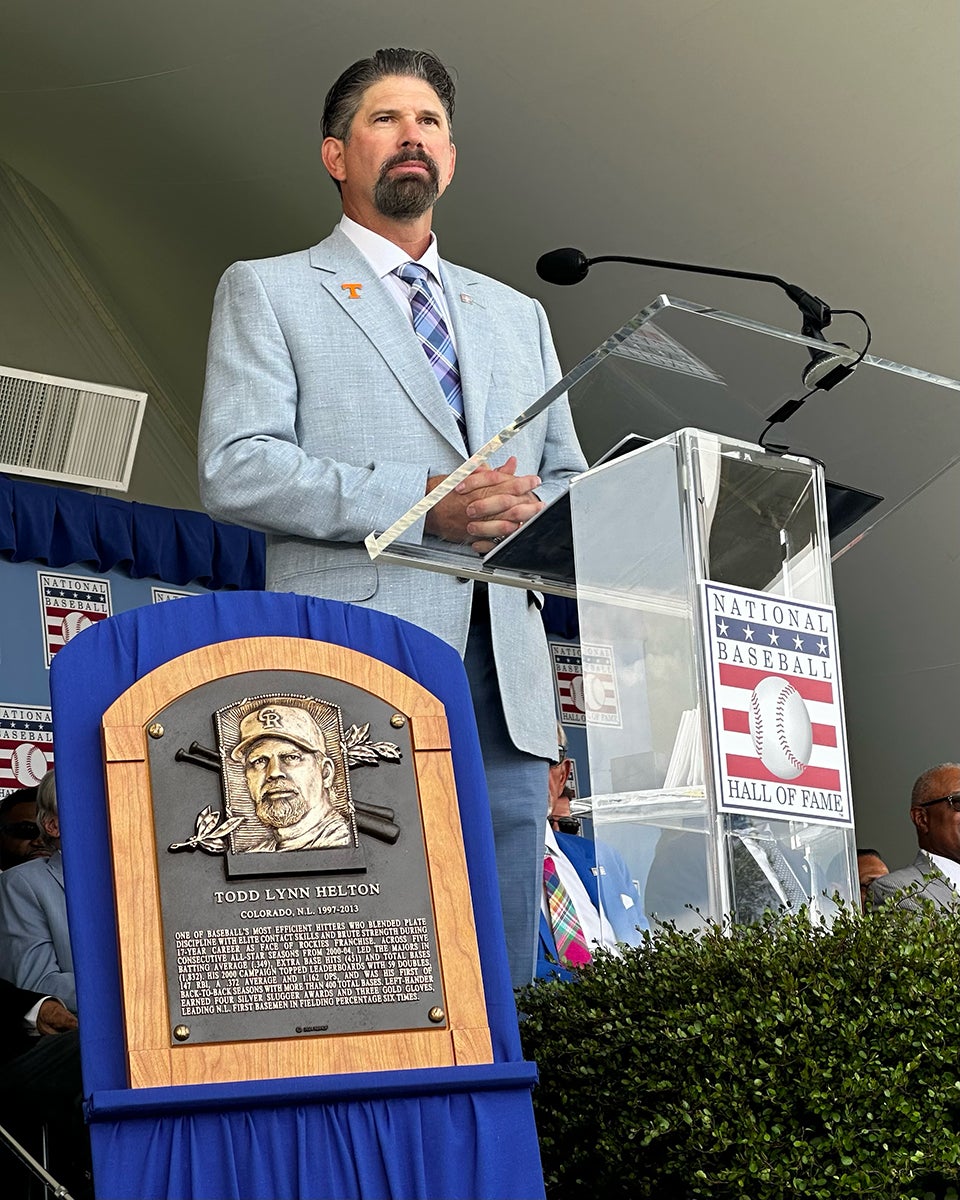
[910,763,960,808]
[321,48,456,143]
[36,769,58,839]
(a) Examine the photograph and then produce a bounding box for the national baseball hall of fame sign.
[701,582,853,828]
[101,637,491,1086]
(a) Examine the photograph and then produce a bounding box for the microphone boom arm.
[586,254,832,336]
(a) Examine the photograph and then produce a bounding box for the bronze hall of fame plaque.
[147,670,443,1047]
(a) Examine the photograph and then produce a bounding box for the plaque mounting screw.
[390,714,406,729]
[428,1007,445,1023]
[173,1025,190,1041]
[148,722,165,739]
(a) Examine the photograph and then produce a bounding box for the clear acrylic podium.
[366,295,960,932]
[568,427,854,929]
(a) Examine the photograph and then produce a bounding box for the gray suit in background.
[0,849,76,1011]
[866,850,960,911]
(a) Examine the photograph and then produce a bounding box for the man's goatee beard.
[374,153,440,219]
[255,793,307,829]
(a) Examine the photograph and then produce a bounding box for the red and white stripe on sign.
[719,663,841,791]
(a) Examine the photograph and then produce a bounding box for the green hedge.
[519,902,960,1199]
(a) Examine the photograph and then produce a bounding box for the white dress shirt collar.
[338,215,445,289]
[925,849,960,893]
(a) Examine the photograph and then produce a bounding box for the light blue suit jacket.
[199,227,586,759]
[0,849,76,1012]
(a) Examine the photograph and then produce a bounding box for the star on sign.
[817,639,829,655]
[768,630,780,645]
[793,634,805,650]
[717,619,729,636]
[743,625,755,641]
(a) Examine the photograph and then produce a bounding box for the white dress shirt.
[926,850,960,894]
[338,215,458,349]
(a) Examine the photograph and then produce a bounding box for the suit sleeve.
[529,297,587,506]
[198,261,432,544]
[0,871,76,1013]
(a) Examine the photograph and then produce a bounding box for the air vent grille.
[0,365,146,491]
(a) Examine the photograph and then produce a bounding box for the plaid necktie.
[394,262,466,442]
[543,851,592,967]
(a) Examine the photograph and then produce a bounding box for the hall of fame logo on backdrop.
[550,641,621,728]
[151,587,194,604]
[551,642,585,725]
[38,572,112,668]
[0,704,54,799]
[701,582,852,827]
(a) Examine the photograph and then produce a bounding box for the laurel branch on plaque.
[169,806,245,855]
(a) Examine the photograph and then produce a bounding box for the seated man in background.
[538,727,646,980]
[857,847,889,907]
[0,787,50,872]
[0,772,75,1011]
[0,977,89,1199]
[867,763,960,910]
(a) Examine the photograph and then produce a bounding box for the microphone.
[800,343,856,392]
[536,246,861,402]
[536,247,591,286]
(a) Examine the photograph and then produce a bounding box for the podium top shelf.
[366,295,960,591]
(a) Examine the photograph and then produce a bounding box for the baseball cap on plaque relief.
[700,582,852,827]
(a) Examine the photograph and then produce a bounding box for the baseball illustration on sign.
[748,676,813,780]
[701,582,852,826]
[0,705,54,799]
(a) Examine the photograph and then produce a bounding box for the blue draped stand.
[49,591,545,1199]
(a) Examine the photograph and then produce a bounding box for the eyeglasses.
[0,821,42,839]
[916,793,960,812]
[555,816,581,835]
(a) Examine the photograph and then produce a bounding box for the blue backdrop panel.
[0,473,265,589]
[49,591,544,1200]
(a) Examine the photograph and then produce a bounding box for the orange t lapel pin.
[341,282,363,299]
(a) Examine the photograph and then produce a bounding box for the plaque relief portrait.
[166,687,402,879]
[218,695,358,854]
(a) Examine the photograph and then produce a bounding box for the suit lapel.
[48,850,64,891]
[310,230,466,454]
[440,262,495,453]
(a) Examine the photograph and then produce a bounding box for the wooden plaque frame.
[101,636,493,1088]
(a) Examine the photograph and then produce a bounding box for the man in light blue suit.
[199,48,586,987]
[0,772,75,1012]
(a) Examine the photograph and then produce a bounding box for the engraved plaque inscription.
[148,669,444,1046]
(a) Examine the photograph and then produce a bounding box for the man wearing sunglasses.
[0,787,51,872]
[867,763,960,910]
